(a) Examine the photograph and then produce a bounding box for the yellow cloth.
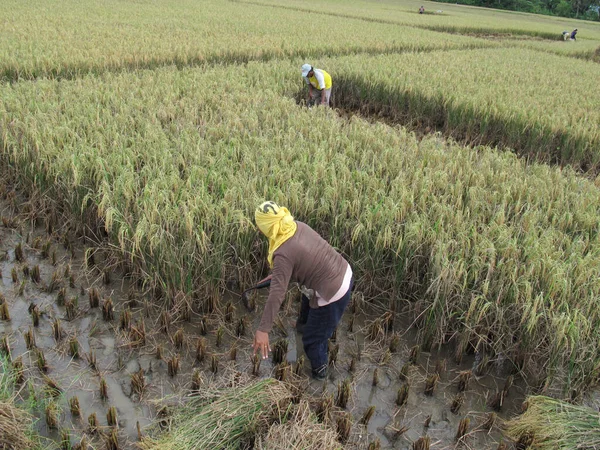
[309,69,332,90]
[255,201,298,268]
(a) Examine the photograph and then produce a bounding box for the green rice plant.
[506,396,600,449]
[139,378,290,450]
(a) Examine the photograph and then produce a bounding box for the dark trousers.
[300,281,352,373]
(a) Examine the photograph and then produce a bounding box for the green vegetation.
[506,396,600,449]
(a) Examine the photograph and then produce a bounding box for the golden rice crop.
[0,0,492,82]
[233,0,600,41]
[505,396,600,449]
[1,59,600,391]
[328,47,600,170]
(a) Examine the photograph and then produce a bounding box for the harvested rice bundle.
[139,377,291,450]
[505,395,600,450]
[258,400,340,450]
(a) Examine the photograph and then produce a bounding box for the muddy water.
[0,191,523,449]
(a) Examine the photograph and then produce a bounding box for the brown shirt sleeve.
[258,252,293,333]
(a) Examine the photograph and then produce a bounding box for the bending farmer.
[301,63,332,107]
[253,201,353,380]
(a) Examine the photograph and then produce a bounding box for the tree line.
[434,0,600,21]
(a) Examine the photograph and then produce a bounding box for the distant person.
[301,64,332,107]
[571,28,578,40]
[419,5,425,13]
[562,30,570,40]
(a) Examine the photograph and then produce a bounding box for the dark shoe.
[295,319,306,335]
[311,366,327,380]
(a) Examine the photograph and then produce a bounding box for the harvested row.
[325,48,600,171]
[0,0,492,82]
[2,61,600,392]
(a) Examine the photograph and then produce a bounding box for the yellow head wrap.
[255,201,298,268]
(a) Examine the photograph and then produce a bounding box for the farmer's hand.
[253,330,271,359]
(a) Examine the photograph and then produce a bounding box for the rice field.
[0,0,495,82]
[232,0,600,40]
[1,0,600,447]
[328,47,600,169]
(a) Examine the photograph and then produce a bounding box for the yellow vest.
[308,69,332,90]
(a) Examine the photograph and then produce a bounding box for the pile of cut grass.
[505,396,600,449]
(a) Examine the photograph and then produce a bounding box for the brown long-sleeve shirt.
[258,221,349,333]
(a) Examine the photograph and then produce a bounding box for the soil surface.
[0,182,525,449]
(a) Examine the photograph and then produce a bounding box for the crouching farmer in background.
[253,201,353,380]
[301,63,332,107]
